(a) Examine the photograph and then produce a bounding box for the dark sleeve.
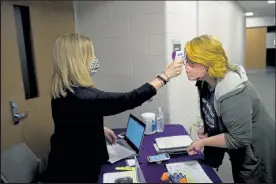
[88,83,157,116]
[220,93,253,149]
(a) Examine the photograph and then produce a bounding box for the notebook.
[155,135,193,150]
[153,143,188,154]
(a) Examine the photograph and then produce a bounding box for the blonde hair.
[185,35,237,78]
[51,33,95,99]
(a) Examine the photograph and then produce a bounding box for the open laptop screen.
[125,115,145,152]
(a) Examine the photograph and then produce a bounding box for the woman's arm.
[148,73,171,90]
[187,94,253,155]
[201,133,227,148]
[218,94,253,149]
[200,106,252,149]
[206,95,252,149]
[92,83,157,116]
[91,59,183,116]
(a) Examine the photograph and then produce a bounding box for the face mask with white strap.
[89,57,99,76]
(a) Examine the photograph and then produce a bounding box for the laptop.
[107,114,146,164]
[134,155,146,183]
[103,155,146,183]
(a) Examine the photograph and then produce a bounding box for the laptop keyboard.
[117,141,124,146]
[117,140,133,151]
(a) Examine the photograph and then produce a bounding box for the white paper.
[166,161,212,183]
[107,144,135,164]
[103,171,137,183]
[155,135,193,150]
[126,159,136,166]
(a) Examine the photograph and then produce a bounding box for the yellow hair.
[185,35,237,78]
[51,33,95,99]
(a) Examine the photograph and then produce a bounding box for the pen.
[193,148,201,154]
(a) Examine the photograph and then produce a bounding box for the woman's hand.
[104,127,116,145]
[187,139,205,156]
[148,58,184,90]
[163,58,184,79]
[197,127,208,139]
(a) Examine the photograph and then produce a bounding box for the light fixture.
[245,12,254,16]
[268,0,275,4]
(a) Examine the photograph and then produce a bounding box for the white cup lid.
[141,112,155,119]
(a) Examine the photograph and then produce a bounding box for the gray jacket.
[214,65,275,183]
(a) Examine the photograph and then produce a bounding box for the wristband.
[157,75,167,85]
[163,72,170,82]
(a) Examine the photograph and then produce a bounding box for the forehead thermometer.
[172,51,185,60]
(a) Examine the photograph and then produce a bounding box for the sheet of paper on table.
[126,159,135,166]
[103,171,137,183]
[166,161,213,183]
[107,143,135,164]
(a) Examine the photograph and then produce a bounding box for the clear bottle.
[156,107,165,132]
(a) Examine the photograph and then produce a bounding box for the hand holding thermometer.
[172,51,185,61]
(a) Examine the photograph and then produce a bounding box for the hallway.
[248,68,275,119]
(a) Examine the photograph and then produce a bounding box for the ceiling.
[237,1,275,17]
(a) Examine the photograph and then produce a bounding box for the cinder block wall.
[74,1,245,130]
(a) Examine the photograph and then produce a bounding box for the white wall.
[74,1,170,129]
[164,1,200,130]
[198,1,246,66]
[246,16,275,28]
[266,32,276,48]
[74,1,246,130]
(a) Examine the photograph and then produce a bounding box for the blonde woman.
[185,35,275,183]
[42,33,183,182]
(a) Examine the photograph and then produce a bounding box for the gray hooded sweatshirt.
[212,65,275,183]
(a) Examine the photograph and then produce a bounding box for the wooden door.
[1,1,75,158]
[245,27,267,69]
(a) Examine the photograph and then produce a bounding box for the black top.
[196,81,226,136]
[42,83,156,183]
[196,81,226,169]
[199,81,219,136]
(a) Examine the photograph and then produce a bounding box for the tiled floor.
[216,68,275,183]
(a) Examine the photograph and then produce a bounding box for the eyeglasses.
[183,56,196,66]
[183,50,196,66]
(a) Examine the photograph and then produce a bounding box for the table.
[98,124,222,183]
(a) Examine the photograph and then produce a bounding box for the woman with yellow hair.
[41,33,183,183]
[185,35,275,183]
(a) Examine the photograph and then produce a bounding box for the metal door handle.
[14,113,27,119]
[10,101,28,125]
